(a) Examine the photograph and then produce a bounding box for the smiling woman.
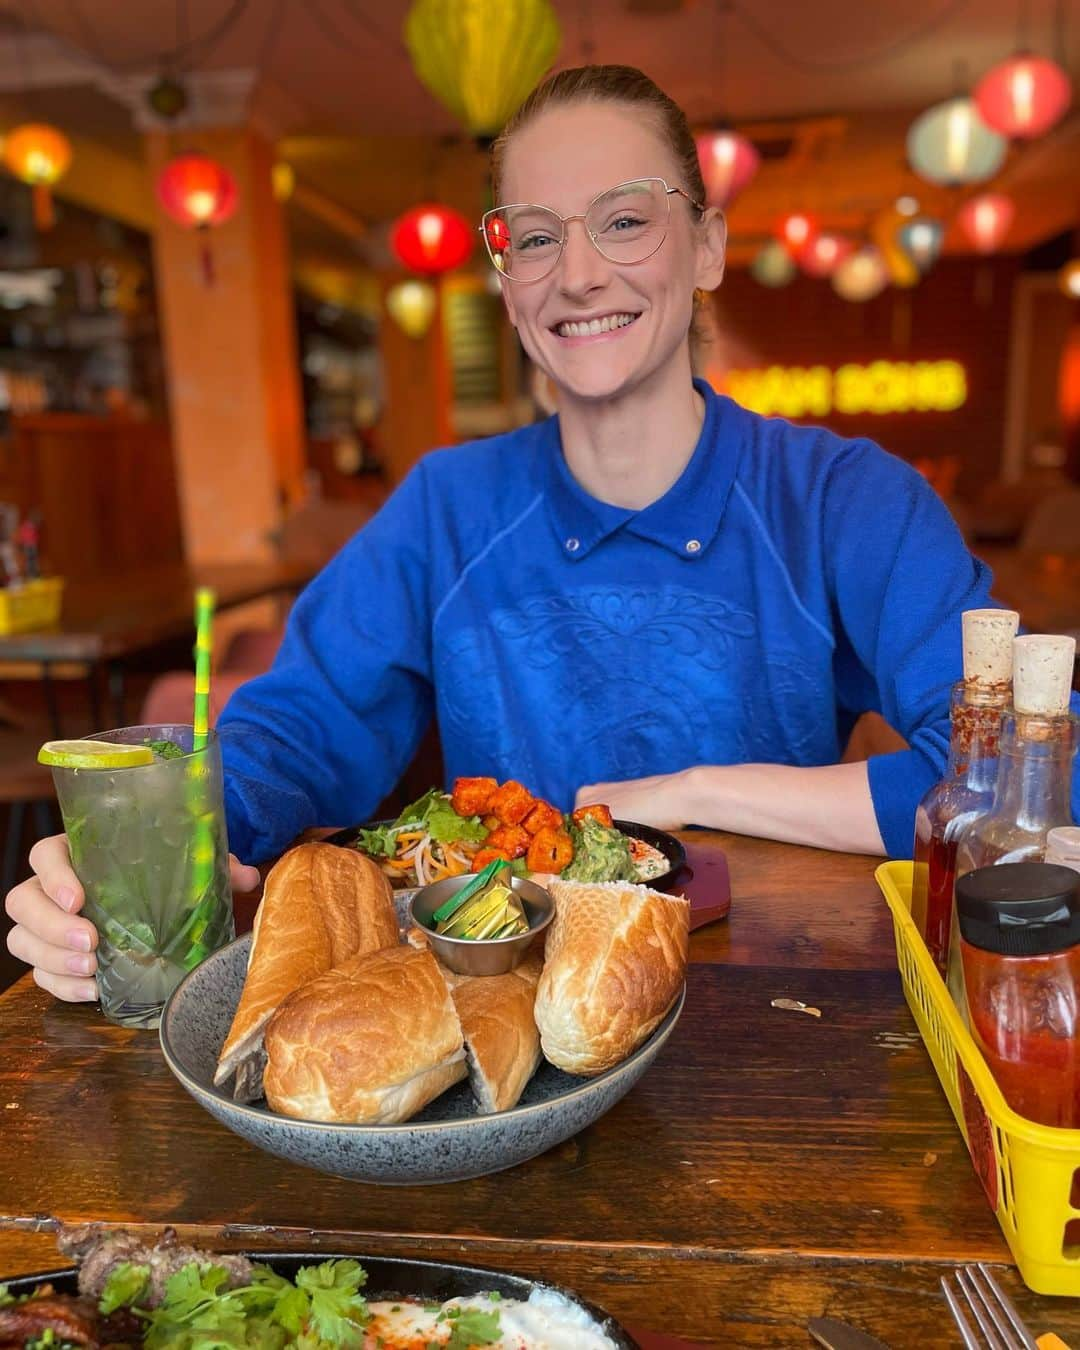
[10,64,1075,1008]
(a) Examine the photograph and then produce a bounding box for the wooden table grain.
[1,832,1077,1347]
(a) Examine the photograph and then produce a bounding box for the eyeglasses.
[480,177,705,283]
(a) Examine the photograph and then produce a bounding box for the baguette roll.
[263,946,466,1124]
[450,948,544,1114]
[535,880,689,1075]
[214,843,398,1098]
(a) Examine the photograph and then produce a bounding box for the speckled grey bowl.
[159,934,684,1185]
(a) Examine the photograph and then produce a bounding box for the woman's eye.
[606,214,646,232]
[519,232,558,250]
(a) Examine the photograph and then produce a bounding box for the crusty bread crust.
[214,843,398,1090]
[535,880,689,1075]
[263,946,466,1123]
[450,948,544,1114]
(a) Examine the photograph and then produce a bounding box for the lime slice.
[37,740,155,770]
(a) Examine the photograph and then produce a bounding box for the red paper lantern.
[974,52,1072,139]
[777,212,817,254]
[957,193,1015,254]
[695,130,759,208]
[391,204,473,275]
[797,232,855,278]
[156,153,239,285]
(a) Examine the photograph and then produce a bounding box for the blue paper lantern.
[897,216,945,272]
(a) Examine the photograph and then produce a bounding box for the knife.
[807,1317,892,1350]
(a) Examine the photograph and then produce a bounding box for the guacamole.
[562,815,637,883]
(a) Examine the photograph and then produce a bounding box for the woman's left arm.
[577,760,885,855]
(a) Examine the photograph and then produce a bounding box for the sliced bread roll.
[215,843,398,1099]
[535,880,689,1076]
[263,946,466,1124]
[450,948,544,1114]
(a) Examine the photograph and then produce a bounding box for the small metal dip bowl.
[409,874,554,976]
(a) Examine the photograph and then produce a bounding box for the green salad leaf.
[355,789,486,859]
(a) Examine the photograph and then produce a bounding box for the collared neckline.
[542,378,742,561]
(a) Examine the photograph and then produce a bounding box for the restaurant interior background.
[0,0,1078,983]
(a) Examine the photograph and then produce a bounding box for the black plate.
[2,1252,639,1348]
[326,816,687,892]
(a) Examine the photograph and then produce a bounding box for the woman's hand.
[5,835,261,1002]
[575,768,701,830]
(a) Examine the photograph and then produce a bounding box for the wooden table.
[0,559,317,733]
[1,833,1078,1347]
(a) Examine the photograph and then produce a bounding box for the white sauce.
[363,1288,619,1348]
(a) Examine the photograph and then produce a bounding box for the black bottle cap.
[956,862,1080,957]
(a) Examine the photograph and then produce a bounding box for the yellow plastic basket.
[876,860,1080,1295]
[0,577,64,635]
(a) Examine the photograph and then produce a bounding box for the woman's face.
[497,101,725,406]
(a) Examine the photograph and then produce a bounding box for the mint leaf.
[145,738,185,760]
[445,1306,502,1348]
[99,1261,151,1314]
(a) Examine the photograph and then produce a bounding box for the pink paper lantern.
[975,52,1072,139]
[957,193,1015,254]
[695,130,759,208]
[797,232,855,278]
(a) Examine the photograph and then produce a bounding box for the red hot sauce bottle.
[957,861,1080,1129]
[911,609,1018,975]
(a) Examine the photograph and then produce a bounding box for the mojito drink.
[48,724,235,1029]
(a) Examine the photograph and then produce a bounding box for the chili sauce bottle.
[956,861,1080,1129]
[948,634,1078,1010]
[911,608,1018,975]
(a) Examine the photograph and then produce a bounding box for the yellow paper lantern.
[272,162,295,201]
[386,279,438,338]
[404,0,561,137]
[4,122,72,229]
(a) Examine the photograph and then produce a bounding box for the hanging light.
[797,233,855,278]
[957,192,1015,253]
[391,203,473,275]
[749,240,796,288]
[386,279,438,338]
[3,123,72,229]
[975,53,1072,139]
[897,216,945,271]
[907,96,1008,186]
[895,195,920,217]
[1059,259,1080,300]
[156,152,239,285]
[695,129,759,209]
[404,0,561,138]
[832,246,889,302]
[272,162,295,202]
[777,212,817,254]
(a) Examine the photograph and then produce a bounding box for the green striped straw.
[186,586,217,966]
[192,586,215,751]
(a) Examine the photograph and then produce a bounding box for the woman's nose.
[557,218,609,295]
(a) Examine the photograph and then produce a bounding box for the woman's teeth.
[556,313,638,338]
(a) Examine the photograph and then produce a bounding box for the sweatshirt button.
[685,538,701,554]
[565,537,580,552]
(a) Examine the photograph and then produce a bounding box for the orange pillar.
[378,272,452,483]
[145,127,306,563]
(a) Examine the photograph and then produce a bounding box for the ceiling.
[9,0,1080,266]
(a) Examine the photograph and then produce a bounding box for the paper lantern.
[907,97,1007,186]
[1060,260,1080,300]
[749,241,796,288]
[156,153,239,285]
[404,0,561,137]
[797,233,855,278]
[897,216,945,272]
[3,122,72,228]
[386,279,438,338]
[695,130,759,208]
[975,53,1071,139]
[832,247,889,302]
[391,203,473,275]
[272,162,295,202]
[957,193,1015,254]
[777,212,817,253]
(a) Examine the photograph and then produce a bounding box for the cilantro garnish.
[99,1261,150,1314]
[444,1306,502,1348]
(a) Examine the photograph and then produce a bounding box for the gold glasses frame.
[479,176,706,283]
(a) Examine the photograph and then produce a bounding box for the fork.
[941,1263,1040,1350]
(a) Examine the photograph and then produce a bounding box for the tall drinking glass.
[49,723,235,1029]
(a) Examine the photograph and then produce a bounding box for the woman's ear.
[695,207,727,292]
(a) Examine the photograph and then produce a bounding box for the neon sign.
[719,360,967,418]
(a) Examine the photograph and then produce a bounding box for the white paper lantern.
[750,240,796,288]
[907,97,1007,187]
[832,247,889,302]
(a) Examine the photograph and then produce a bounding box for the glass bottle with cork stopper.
[911,607,1018,974]
[948,634,1078,1010]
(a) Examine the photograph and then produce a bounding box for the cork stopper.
[962,609,1019,688]
[1012,634,1077,716]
